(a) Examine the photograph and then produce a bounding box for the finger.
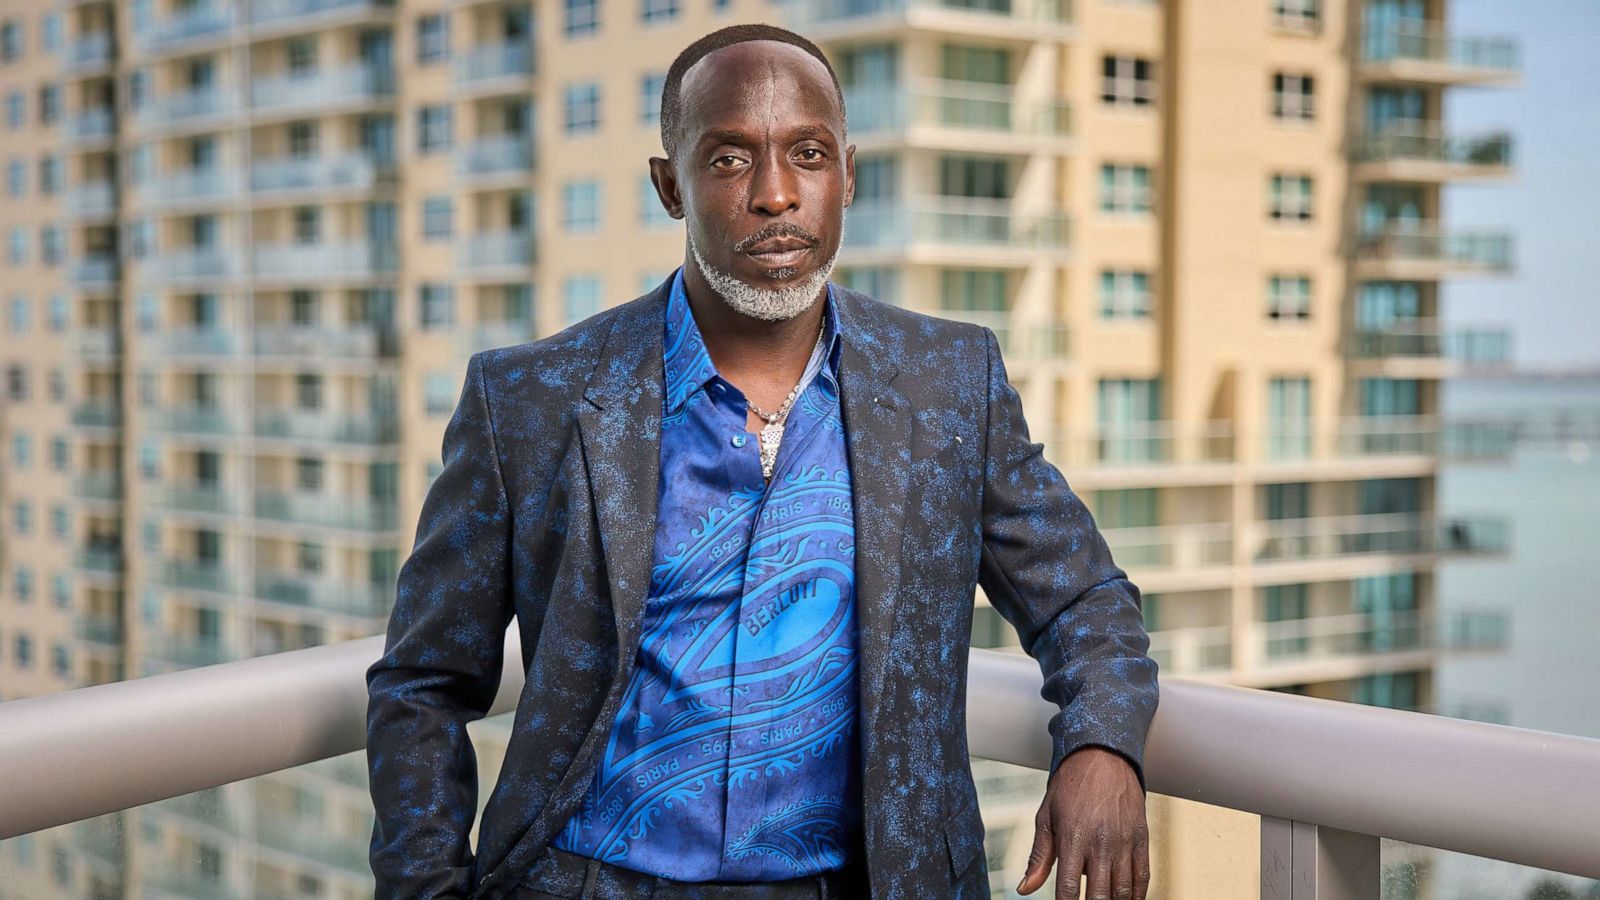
[1054,834,1087,900]
[1113,829,1134,900]
[1016,807,1058,895]
[1133,824,1152,900]
[1083,825,1113,900]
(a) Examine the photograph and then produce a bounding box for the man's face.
[649,40,855,302]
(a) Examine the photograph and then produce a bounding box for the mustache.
[731,222,820,254]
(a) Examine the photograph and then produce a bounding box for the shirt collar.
[662,264,844,416]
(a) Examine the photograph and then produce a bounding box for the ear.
[843,141,856,209]
[648,156,685,219]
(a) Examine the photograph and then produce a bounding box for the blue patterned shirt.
[551,266,862,881]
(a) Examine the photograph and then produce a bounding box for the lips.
[745,236,814,269]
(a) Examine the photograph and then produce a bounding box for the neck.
[681,260,828,391]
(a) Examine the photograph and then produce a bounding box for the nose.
[748,148,799,217]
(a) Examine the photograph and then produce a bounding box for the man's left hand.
[1014,746,1150,900]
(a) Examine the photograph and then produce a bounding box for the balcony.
[70,253,119,289]
[1353,121,1513,183]
[253,570,391,618]
[144,632,232,668]
[251,324,394,359]
[74,470,124,503]
[252,241,399,281]
[459,230,536,277]
[67,107,115,145]
[132,3,237,55]
[1353,225,1513,280]
[155,557,234,595]
[3,637,1596,893]
[453,41,535,90]
[792,0,1076,43]
[70,399,122,429]
[66,180,116,217]
[843,196,1070,266]
[249,63,395,117]
[929,308,1070,364]
[151,482,235,516]
[843,78,1072,153]
[64,32,114,76]
[247,0,396,29]
[130,87,237,134]
[253,489,399,531]
[153,326,240,358]
[1360,23,1520,87]
[129,166,243,210]
[1348,320,1513,377]
[253,408,399,445]
[250,153,386,197]
[151,405,238,437]
[141,246,240,285]
[74,543,124,575]
[458,134,536,181]
[461,320,534,355]
[74,612,125,646]
[1145,607,1511,685]
[74,326,122,360]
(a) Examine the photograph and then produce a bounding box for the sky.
[1441,0,1600,367]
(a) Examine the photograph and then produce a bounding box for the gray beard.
[688,232,839,323]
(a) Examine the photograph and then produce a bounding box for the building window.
[417,105,452,154]
[424,372,456,414]
[1267,275,1311,321]
[417,14,449,64]
[1269,173,1313,222]
[1099,163,1152,214]
[563,276,601,325]
[9,226,27,264]
[640,72,665,124]
[292,206,320,243]
[1272,72,1315,121]
[1101,55,1156,108]
[639,174,674,229]
[420,283,455,328]
[41,13,61,52]
[1267,376,1313,460]
[295,456,323,491]
[422,196,452,241]
[38,155,60,194]
[288,120,317,157]
[640,0,679,25]
[40,226,61,265]
[287,36,317,75]
[0,21,18,63]
[1099,270,1151,319]
[6,158,21,196]
[562,179,601,233]
[564,81,601,135]
[564,0,599,36]
[295,372,322,410]
[38,83,59,125]
[1272,0,1319,31]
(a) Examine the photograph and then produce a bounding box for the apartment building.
[0,0,1517,897]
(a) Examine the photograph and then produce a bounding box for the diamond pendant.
[759,420,784,479]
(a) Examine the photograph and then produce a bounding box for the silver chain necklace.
[746,321,827,481]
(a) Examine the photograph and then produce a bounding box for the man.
[366,23,1159,900]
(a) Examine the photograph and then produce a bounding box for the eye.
[712,154,744,168]
[797,147,826,161]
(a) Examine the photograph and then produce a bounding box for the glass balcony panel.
[1379,837,1599,900]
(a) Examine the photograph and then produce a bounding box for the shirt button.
[731,433,747,448]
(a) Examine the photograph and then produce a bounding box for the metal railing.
[1,634,1597,890]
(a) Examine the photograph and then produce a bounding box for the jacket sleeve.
[366,350,515,898]
[974,326,1160,793]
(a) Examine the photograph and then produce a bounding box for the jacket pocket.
[943,796,986,877]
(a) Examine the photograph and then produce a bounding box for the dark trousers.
[514,844,872,899]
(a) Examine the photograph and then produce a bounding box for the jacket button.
[731,433,747,448]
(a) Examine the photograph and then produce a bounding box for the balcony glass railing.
[1350,322,1513,366]
[70,400,122,428]
[460,231,537,271]
[250,153,384,194]
[253,489,398,531]
[844,79,1071,137]
[132,88,236,130]
[931,308,1070,362]
[1354,225,1513,271]
[132,166,244,208]
[248,0,392,26]
[65,32,114,73]
[74,470,123,502]
[253,408,399,444]
[151,483,235,515]
[66,181,116,216]
[70,254,118,288]
[802,0,1073,27]
[844,197,1070,252]
[1250,511,1510,562]
[454,42,535,83]
[73,545,124,574]
[252,241,399,278]
[1363,23,1520,74]
[249,63,395,113]
[152,405,237,436]
[251,324,393,358]
[1355,122,1513,168]
[253,570,392,618]
[156,557,234,594]
[67,107,115,142]
[458,134,536,177]
[134,4,236,53]
[155,326,238,357]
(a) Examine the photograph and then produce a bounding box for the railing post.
[1261,816,1381,899]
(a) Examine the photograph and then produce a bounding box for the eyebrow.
[696,124,836,150]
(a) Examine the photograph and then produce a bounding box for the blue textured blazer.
[364,273,1160,900]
